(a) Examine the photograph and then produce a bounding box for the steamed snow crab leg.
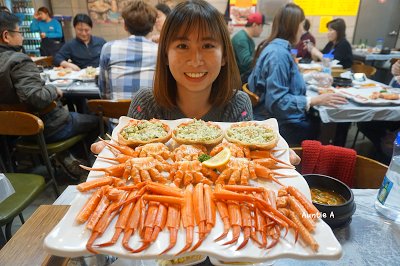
[98,136,136,156]
[76,176,114,192]
[210,142,250,158]
[160,197,181,254]
[130,201,160,253]
[76,188,104,224]
[250,150,293,167]
[80,163,126,177]
[236,202,252,250]
[223,200,242,246]
[214,184,231,242]
[122,198,143,251]
[133,143,171,162]
[86,189,128,254]
[176,184,195,255]
[97,188,142,247]
[190,183,207,251]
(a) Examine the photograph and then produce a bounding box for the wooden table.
[0,205,69,266]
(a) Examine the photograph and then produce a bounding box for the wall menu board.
[294,0,360,16]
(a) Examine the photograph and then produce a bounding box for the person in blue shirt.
[54,14,106,70]
[30,7,63,56]
[248,3,347,145]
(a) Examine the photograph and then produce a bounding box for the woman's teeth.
[185,72,206,78]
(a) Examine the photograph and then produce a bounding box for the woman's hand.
[40,32,46,38]
[310,93,348,108]
[289,149,301,165]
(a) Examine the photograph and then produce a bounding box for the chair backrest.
[0,111,43,136]
[351,64,377,77]
[34,56,53,68]
[242,83,259,107]
[352,60,364,65]
[0,101,56,116]
[291,147,387,188]
[87,99,131,119]
[87,99,131,137]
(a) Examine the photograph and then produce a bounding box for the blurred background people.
[99,0,158,100]
[30,7,63,57]
[0,11,99,180]
[248,3,347,145]
[295,18,315,60]
[231,11,265,83]
[308,18,353,69]
[151,3,171,43]
[54,14,106,70]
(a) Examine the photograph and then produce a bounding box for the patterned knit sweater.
[127,88,253,122]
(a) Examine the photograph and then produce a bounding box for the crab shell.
[172,120,224,146]
[225,122,279,150]
[118,118,172,147]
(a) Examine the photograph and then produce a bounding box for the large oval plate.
[44,117,342,262]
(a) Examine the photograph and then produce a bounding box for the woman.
[30,7,63,56]
[248,3,347,145]
[127,0,252,122]
[151,3,171,43]
[54,14,106,70]
[295,18,315,59]
[308,18,353,69]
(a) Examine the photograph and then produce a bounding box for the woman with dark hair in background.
[30,6,63,56]
[248,3,347,145]
[308,18,353,68]
[151,3,171,43]
[54,13,106,70]
[295,18,315,59]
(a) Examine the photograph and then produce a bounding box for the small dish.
[332,77,352,88]
[303,174,356,228]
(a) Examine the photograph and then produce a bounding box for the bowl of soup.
[303,174,356,228]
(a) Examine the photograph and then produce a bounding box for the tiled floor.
[3,123,386,240]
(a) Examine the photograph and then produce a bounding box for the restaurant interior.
[0,0,399,265]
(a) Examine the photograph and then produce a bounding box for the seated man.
[54,14,106,70]
[357,60,400,162]
[231,12,265,82]
[0,11,99,179]
[98,0,158,100]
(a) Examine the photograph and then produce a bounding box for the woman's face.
[155,10,167,32]
[74,22,92,43]
[327,27,338,42]
[38,11,49,21]
[167,27,226,95]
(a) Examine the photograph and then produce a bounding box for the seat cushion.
[0,173,45,225]
[16,134,86,154]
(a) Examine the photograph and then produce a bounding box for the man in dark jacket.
[0,11,99,180]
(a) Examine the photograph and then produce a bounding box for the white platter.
[50,79,73,87]
[47,67,98,81]
[44,117,342,262]
[335,87,400,106]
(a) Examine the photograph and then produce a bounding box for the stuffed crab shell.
[172,119,223,145]
[118,119,171,147]
[225,122,278,150]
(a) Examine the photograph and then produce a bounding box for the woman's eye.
[177,43,188,49]
[203,43,216,49]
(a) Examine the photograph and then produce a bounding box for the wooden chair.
[0,111,60,196]
[0,172,45,246]
[352,60,364,65]
[33,56,53,68]
[242,83,259,107]
[87,99,131,138]
[351,64,377,77]
[292,147,388,188]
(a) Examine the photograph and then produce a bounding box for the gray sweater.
[127,88,253,122]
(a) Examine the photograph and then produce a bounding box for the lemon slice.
[202,148,231,168]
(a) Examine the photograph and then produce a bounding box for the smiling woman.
[127,0,253,123]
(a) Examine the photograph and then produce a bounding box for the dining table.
[352,50,400,63]
[304,71,400,146]
[0,186,399,266]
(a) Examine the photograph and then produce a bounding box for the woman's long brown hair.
[253,3,305,63]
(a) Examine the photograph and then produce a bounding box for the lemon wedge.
[202,147,231,168]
